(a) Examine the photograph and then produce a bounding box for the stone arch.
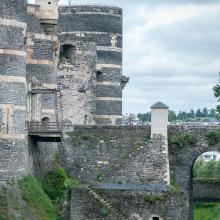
[149,215,164,220]
[174,139,220,220]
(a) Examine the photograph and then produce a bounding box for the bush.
[193,159,220,179]
[42,167,67,201]
[169,133,197,155]
[207,131,220,146]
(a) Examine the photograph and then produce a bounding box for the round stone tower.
[0,0,29,181]
[58,5,128,125]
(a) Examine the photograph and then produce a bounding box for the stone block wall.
[60,125,169,185]
[58,5,126,125]
[26,3,59,177]
[26,4,59,122]
[193,179,220,201]
[57,42,97,125]
[70,187,186,220]
[0,0,29,182]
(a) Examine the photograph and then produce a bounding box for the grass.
[19,175,57,220]
[194,202,220,220]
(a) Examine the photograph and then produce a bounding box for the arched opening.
[174,145,220,220]
[150,215,163,220]
[59,44,76,65]
[42,116,50,128]
[193,151,220,219]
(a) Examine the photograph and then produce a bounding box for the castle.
[0,1,218,220]
[0,0,128,181]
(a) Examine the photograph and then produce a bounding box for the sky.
[29,0,220,113]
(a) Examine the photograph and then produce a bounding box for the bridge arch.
[173,135,220,220]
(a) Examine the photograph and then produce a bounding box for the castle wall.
[57,42,97,125]
[0,0,29,181]
[70,188,186,220]
[60,125,169,185]
[58,5,123,125]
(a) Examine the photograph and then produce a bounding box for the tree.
[202,107,208,117]
[168,110,177,122]
[213,84,220,116]
[210,108,216,117]
[195,108,202,117]
[190,109,195,118]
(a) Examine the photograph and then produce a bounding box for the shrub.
[42,167,67,201]
[207,130,220,146]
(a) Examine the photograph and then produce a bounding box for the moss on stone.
[144,188,183,204]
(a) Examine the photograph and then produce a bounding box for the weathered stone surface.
[60,125,169,185]
[58,5,124,125]
[70,188,186,220]
[57,42,97,125]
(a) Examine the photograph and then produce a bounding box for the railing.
[27,121,64,133]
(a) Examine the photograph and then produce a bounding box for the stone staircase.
[85,186,127,220]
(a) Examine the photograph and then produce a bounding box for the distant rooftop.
[151,102,169,109]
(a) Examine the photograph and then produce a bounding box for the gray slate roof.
[151,102,169,109]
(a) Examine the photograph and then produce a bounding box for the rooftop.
[151,102,169,109]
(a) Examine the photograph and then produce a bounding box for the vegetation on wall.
[207,130,220,146]
[144,187,183,204]
[0,164,92,220]
[168,132,198,155]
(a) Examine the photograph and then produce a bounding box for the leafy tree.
[202,107,209,117]
[210,108,216,117]
[137,113,151,124]
[196,108,202,117]
[168,110,177,122]
[190,109,195,118]
[213,84,220,116]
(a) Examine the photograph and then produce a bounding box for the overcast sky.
[29,0,220,113]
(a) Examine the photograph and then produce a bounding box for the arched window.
[42,117,50,128]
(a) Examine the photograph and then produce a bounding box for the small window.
[96,71,102,81]
[59,44,75,64]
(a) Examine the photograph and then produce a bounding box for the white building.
[200,151,220,162]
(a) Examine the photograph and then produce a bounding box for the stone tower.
[0,0,29,181]
[58,5,128,125]
[26,0,59,175]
